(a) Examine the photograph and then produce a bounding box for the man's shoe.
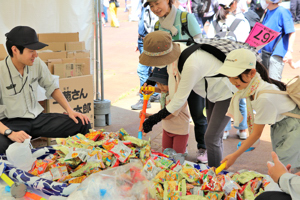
[196,148,208,163]
[223,131,230,140]
[131,99,151,110]
[150,95,160,102]
[237,130,247,140]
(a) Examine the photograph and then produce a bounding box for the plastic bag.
[6,139,36,171]
[68,162,157,200]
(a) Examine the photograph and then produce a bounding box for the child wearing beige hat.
[139,30,238,167]
[216,48,300,170]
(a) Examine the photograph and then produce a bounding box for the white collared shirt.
[0,56,59,120]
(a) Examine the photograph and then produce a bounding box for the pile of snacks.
[24,129,270,199]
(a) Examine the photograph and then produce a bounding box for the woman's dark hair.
[215,7,230,21]
[168,0,174,8]
[240,61,286,91]
[6,40,25,57]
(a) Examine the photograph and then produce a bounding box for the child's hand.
[220,153,238,170]
[139,111,151,118]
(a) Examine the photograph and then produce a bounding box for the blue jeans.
[137,38,158,99]
[103,6,108,22]
[224,98,248,131]
[193,13,207,37]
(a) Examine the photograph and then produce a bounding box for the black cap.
[5,26,48,50]
[148,67,168,85]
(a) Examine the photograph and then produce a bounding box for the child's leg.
[172,134,189,154]
[162,129,174,152]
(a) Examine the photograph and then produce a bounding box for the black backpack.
[212,18,242,41]
[174,39,227,100]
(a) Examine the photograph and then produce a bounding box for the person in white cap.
[0,26,91,154]
[217,48,300,170]
[260,0,295,81]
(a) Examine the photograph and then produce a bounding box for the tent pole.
[94,0,111,127]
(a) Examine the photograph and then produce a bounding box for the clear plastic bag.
[6,139,36,171]
[68,162,157,200]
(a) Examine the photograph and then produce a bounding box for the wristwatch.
[4,129,13,137]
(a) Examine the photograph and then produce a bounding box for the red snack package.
[29,160,48,176]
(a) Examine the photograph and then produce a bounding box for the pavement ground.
[34,3,300,174]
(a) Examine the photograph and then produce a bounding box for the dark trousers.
[0,113,91,154]
[255,191,292,200]
[291,0,300,22]
[187,90,207,150]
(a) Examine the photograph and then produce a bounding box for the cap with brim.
[218,0,234,9]
[5,26,48,50]
[139,31,181,66]
[148,67,168,85]
[216,48,256,77]
[143,0,157,7]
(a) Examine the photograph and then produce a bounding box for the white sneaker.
[237,130,247,140]
[223,131,230,140]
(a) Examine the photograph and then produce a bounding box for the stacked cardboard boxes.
[37,32,94,128]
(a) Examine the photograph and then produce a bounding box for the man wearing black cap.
[0,26,91,154]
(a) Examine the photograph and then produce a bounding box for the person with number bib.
[144,0,209,163]
[260,0,295,81]
[217,48,300,170]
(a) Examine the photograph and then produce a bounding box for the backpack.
[257,75,300,119]
[174,39,228,102]
[154,11,193,40]
[212,18,243,41]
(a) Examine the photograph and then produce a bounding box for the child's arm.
[221,123,265,169]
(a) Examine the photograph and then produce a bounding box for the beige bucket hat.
[139,31,181,66]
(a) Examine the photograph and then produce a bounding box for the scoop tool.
[138,86,155,139]
[215,161,227,175]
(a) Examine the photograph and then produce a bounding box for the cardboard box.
[40,42,66,52]
[76,58,90,75]
[38,51,67,61]
[47,58,75,74]
[54,63,83,78]
[47,75,94,128]
[66,41,85,51]
[38,32,79,43]
[0,44,7,61]
[67,50,90,58]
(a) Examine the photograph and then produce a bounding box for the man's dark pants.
[0,113,91,154]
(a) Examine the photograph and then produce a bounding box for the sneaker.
[131,99,151,110]
[223,131,229,140]
[196,148,208,163]
[150,95,160,102]
[237,130,247,140]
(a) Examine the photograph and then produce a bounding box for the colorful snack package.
[180,164,201,184]
[153,182,164,199]
[170,160,182,172]
[191,186,204,196]
[123,135,150,148]
[50,165,69,181]
[109,142,132,163]
[102,139,118,151]
[251,177,263,193]
[237,171,265,184]
[166,170,182,182]
[68,175,87,184]
[205,191,224,200]
[29,159,49,176]
[154,156,174,169]
[143,157,161,180]
[223,175,242,196]
[243,181,255,200]
[153,170,167,183]
[163,179,187,200]
[85,130,102,141]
